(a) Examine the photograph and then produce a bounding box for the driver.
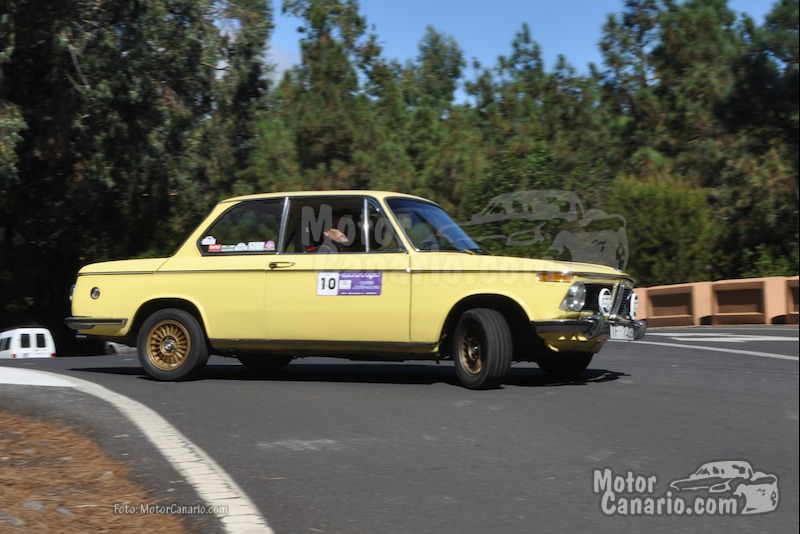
[316,215,353,253]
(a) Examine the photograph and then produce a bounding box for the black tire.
[137,308,209,381]
[237,354,293,372]
[452,308,513,389]
[536,350,593,378]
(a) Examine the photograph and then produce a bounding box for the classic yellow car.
[66,191,645,389]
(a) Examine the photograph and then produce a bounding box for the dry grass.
[0,409,188,533]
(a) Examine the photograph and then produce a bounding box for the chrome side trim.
[64,317,128,331]
[77,271,156,276]
[209,338,437,354]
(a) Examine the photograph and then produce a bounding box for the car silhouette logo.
[669,460,779,514]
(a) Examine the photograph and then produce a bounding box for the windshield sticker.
[201,235,216,245]
[317,272,382,296]
[208,244,222,252]
[265,240,276,251]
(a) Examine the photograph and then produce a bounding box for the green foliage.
[741,244,800,278]
[413,25,465,109]
[1,0,271,330]
[0,102,25,192]
[606,175,725,286]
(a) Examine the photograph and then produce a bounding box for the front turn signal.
[536,271,574,283]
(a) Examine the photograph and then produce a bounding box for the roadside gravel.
[0,409,188,533]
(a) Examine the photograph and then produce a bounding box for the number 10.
[317,272,339,296]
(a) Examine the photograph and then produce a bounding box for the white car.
[0,327,56,359]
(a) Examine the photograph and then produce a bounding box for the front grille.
[584,284,606,314]
[617,286,632,318]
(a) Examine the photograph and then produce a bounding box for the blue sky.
[268,0,778,78]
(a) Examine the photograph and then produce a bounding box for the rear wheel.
[452,308,513,389]
[137,309,209,381]
[237,354,293,372]
[536,350,593,378]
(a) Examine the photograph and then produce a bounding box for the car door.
[157,198,285,342]
[264,195,411,344]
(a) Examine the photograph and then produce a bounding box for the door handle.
[269,261,296,269]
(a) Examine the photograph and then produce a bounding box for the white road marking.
[636,341,799,362]
[646,333,798,343]
[0,367,76,387]
[0,368,273,534]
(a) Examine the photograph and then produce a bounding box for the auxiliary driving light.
[629,291,639,319]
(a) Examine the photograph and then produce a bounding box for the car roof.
[220,190,432,204]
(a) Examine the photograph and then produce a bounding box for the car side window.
[281,197,405,254]
[20,334,30,348]
[199,200,283,255]
[284,198,365,253]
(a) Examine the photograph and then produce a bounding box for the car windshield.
[387,198,486,253]
[694,463,751,478]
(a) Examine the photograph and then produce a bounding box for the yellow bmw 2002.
[66,191,645,389]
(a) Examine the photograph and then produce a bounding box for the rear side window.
[36,333,47,348]
[199,200,284,255]
[0,338,9,351]
[20,334,30,348]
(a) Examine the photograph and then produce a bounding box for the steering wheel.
[418,235,440,251]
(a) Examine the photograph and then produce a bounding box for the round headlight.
[564,282,586,311]
[91,287,101,300]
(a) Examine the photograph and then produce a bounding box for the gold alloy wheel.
[457,323,484,377]
[145,319,191,371]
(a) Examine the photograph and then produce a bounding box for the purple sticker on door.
[339,272,382,295]
[317,272,382,296]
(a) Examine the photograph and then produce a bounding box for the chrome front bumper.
[535,316,647,341]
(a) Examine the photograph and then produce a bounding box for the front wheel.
[137,308,209,381]
[536,350,593,378]
[452,308,513,389]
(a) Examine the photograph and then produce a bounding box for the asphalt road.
[1,326,798,534]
